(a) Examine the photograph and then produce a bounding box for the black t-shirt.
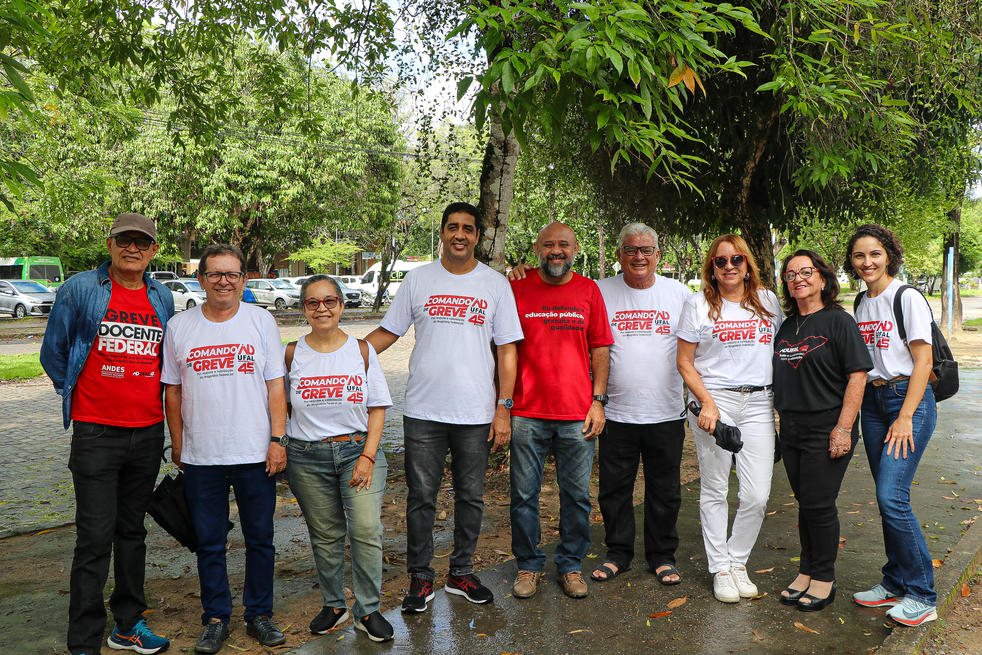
[772,306,872,413]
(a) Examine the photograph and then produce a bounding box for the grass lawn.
[964,317,982,328]
[0,353,45,381]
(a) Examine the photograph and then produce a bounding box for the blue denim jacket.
[40,261,176,429]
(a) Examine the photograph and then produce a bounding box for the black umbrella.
[148,472,199,551]
[687,401,744,453]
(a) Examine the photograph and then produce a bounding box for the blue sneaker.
[853,583,902,608]
[886,597,938,626]
[107,618,170,654]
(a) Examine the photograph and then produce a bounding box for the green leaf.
[456,76,474,101]
[628,59,641,87]
[2,60,34,101]
[501,62,514,94]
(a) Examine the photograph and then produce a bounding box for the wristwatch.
[270,436,284,444]
[593,394,608,406]
[497,398,514,409]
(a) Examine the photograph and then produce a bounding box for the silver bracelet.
[833,425,851,436]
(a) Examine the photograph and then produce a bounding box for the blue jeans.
[184,463,276,624]
[510,416,596,574]
[285,436,386,617]
[861,380,937,605]
[403,417,491,580]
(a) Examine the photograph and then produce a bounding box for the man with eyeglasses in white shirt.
[162,243,288,653]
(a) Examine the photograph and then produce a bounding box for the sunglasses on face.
[712,254,745,269]
[114,235,154,251]
[302,296,340,310]
[784,267,817,282]
[622,246,657,256]
[202,271,244,283]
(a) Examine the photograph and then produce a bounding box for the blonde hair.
[701,234,775,322]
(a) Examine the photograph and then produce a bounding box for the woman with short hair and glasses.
[676,235,782,603]
[772,250,871,612]
[282,275,395,642]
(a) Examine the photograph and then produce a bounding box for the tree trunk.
[476,107,521,272]
[940,206,963,333]
[597,227,606,279]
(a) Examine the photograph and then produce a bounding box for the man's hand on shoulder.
[507,263,534,281]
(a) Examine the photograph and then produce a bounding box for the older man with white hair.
[590,223,692,586]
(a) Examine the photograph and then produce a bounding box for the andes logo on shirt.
[610,310,671,335]
[185,343,257,375]
[422,294,488,325]
[712,318,774,345]
[857,320,892,349]
[775,336,829,369]
[296,375,364,404]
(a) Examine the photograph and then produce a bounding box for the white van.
[358,260,428,298]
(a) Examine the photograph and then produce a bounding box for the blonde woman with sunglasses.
[676,235,782,604]
[282,275,394,642]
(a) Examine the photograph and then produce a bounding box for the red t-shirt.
[510,272,614,420]
[72,282,165,426]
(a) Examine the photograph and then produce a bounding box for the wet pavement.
[290,372,982,655]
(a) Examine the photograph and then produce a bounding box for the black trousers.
[67,421,164,654]
[598,419,685,570]
[779,411,858,583]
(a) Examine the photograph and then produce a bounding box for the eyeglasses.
[622,245,657,256]
[784,267,817,282]
[302,296,340,310]
[114,235,154,251]
[202,271,244,283]
[712,254,745,269]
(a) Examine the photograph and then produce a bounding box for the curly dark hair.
[780,249,842,317]
[844,224,903,279]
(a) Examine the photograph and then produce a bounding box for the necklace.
[794,311,815,335]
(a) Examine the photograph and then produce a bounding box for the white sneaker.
[713,571,740,603]
[729,566,758,598]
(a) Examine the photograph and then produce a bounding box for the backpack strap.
[285,340,298,373]
[892,284,914,343]
[853,290,866,313]
[357,338,369,373]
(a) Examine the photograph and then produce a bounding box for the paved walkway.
[289,372,982,655]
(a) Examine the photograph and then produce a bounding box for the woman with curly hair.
[772,249,871,612]
[676,235,782,603]
[845,224,939,626]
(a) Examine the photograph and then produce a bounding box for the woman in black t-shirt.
[772,250,872,612]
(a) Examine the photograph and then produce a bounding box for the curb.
[875,512,982,655]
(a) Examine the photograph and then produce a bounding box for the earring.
[822,286,826,291]
[744,273,749,280]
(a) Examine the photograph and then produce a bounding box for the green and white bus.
[0,256,66,288]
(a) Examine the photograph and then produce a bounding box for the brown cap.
[109,213,157,242]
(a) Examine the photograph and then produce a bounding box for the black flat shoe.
[780,586,807,606]
[798,584,837,612]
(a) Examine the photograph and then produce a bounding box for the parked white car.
[164,279,207,310]
[246,278,301,309]
[358,260,427,298]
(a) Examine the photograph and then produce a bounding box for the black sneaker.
[401,576,435,613]
[356,611,394,642]
[245,616,285,647]
[194,621,229,654]
[309,607,350,634]
[445,573,494,604]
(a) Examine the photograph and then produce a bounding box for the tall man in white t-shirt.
[366,202,523,614]
[591,224,692,586]
[162,244,288,654]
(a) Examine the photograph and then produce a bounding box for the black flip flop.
[590,562,629,582]
[654,564,683,586]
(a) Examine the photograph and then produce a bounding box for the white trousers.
[690,388,776,574]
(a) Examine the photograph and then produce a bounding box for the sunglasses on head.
[712,254,745,269]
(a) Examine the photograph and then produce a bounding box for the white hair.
[617,223,659,250]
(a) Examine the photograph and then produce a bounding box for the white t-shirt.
[854,279,933,381]
[162,303,285,465]
[676,289,783,389]
[287,335,392,440]
[598,274,692,423]
[380,260,524,424]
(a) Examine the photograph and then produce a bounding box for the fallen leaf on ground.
[933,558,944,568]
[751,592,768,600]
[962,583,972,597]
[943,496,958,501]
[648,611,673,618]
[794,621,820,634]
[667,596,688,609]
[569,629,589,634]
[783,502,795,506]
[755,567,775,573]
[586,553,598,559]
[846,510,860,514]
[477,633,488,637]
[752,630,761,640]
[35,529,56,536]
[766,510,777,515]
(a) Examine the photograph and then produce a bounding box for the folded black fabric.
[687,401,743,453]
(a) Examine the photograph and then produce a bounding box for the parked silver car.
[0,279,56,318]
[245,278,301,309]
[164,278,207,310]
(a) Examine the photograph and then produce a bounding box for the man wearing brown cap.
[42,213,175,655]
